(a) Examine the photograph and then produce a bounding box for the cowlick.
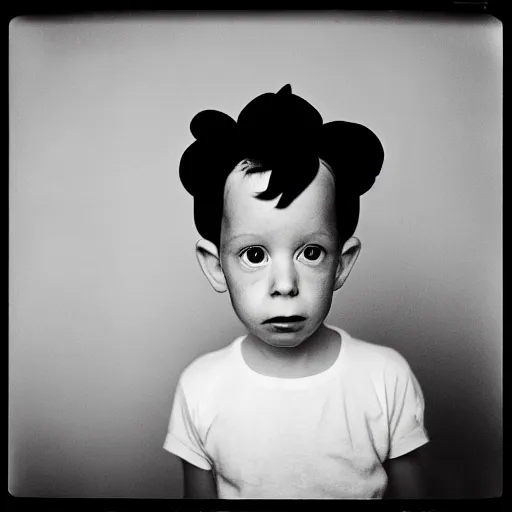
[179,84,384,246]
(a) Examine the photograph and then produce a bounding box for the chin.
[260,330,311,349]
[264,339,304,349]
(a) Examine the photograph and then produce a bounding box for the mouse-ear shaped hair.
[190,109,237,140]
[179,109,241,198]
[178,86,385,246]
[319,121,384,197]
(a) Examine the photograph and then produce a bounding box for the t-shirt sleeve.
[163,380,212,470]
[386,355,430,459]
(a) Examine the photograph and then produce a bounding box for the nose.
[270,256,299,297]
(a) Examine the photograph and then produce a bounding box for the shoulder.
[331,325,413,377]
[178,337,241,397]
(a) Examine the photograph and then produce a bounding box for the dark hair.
[179,85,384,248]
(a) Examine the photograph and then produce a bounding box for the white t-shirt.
[164,325,429,499]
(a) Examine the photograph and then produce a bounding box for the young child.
[164,85,430,499]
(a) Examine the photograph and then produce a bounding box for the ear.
[334,236,361,291]
[195,239,227,293]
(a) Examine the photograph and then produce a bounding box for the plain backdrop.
[9,13,502,499]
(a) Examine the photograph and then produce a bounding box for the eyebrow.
[226,231,336,244]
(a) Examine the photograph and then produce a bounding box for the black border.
[7,3,504,511]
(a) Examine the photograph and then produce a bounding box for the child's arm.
[382,445,430,499]
[182,459,218,498]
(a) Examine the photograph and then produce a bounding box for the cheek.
[224,268,266,307]
[298,270,337,312]
[300,264,337,291]
[308,280,336,306]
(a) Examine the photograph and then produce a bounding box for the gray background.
[9,13,502,498]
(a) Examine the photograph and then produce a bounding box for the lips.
[262,315,306,325]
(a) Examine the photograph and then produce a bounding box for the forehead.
[222,161,337,241]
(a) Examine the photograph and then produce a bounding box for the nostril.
[271,288,299,298]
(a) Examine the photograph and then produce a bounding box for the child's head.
[179,85,384,347]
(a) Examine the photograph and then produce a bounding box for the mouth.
[262,316,306,332]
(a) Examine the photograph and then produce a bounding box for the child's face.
[219,162,342,349]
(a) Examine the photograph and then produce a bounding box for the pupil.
[305,246,320,260]
[247,248,264,263]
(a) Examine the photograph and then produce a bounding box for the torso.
[170,326,424,499]
[204,327,391,498]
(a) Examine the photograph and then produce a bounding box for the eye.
[298,245,325,264]
[240,246,269,268]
